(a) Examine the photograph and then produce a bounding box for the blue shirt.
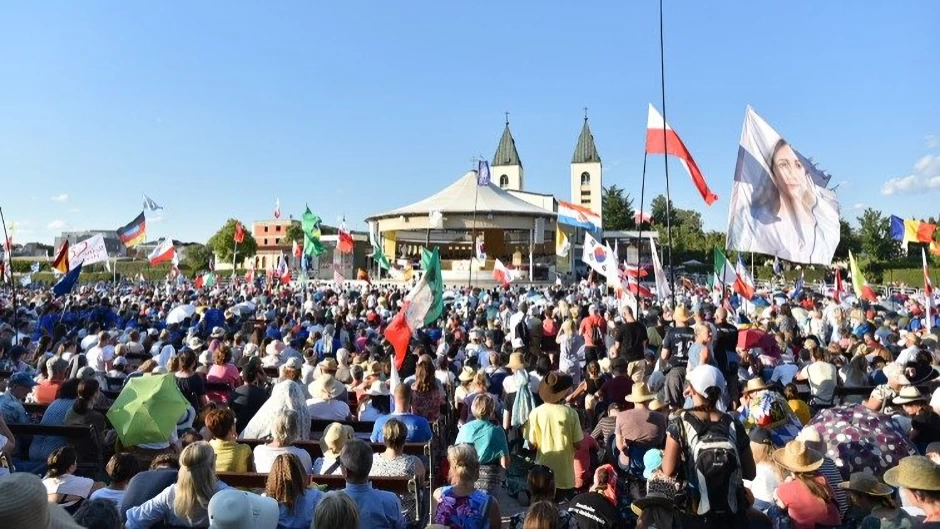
[275,487,323,529]
[339,482,405,529]
[455,419,509,465]
[370,413,432,443]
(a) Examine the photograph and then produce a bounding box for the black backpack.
[677,412,742,516]
[591,322,605,351]
[515,318,531,349]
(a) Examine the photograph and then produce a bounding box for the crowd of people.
[1,276,940,529]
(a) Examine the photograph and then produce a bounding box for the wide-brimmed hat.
[310,374,345,400]
[538,372,574,404]
[187,336,205,350]
[774,440,824,473]
[319,422,354,459]
[673,305,690,323]
[365,362,383,377]
[265,340,285,356]
[210,326,226,339]
[893,386,927,405]
[648,399,666,412]
[743,378,770,394]
[458,366,475,382]
[841,472,893,496]
[365,380,389,396]
[283,357,302,370]
[507,352,526,370]
[625,382,656,403]
[319,358,338,373]
[884,456,940,491]
[0,473,84,528]
[208,488,279,529]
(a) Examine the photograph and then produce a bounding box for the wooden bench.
[238,439,429,460]
[23,403,110,420]
[7,423,103,476]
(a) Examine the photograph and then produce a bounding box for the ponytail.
[72,379,99,415]
[690,386,722,414]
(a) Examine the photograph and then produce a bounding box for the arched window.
[499,174,510,188]
[581,172,591,185]
[260,256,266,269]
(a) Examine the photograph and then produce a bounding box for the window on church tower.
[499,174,509,188]
[581,172,591,185]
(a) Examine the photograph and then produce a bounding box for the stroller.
[504,437,536,505]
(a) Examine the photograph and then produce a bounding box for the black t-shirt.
[232,384,269,434]
[175,374,206,411]
[613,321,648,362]
[912,409,940,447]
[662,326,695,368]
[569,492,623,529]
[714,322,739,374]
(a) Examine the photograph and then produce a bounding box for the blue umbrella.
[751,297,770,308]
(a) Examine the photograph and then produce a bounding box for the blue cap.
[9,372,38,388]
[642,448,664,479]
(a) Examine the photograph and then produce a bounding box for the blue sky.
[1,1,938,245]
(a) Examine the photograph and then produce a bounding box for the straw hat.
[507,352,526,370]
[673,305,690,323]
[208,488,279,529]
[0,473,84,528]
[893,386,927,405]
[841,472,893,496]
[538,372,574,404]
[625,382,656,403]
[319,358,339,373]
[648,399,665,412]
[310,374,345,400]
[884,456,940,491]
[773,440,824,473]
[187,336,205,350]
[364,381,389,396]
[319,423,354,459]
[365,362,383,378]
[210,326,226,339]
[743,378,770,394]
[458,366,476,382]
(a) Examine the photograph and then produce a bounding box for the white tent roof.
[368,170,554,220]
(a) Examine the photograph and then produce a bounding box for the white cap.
[208,489,279,529]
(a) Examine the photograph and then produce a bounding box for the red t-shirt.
[34,380,62,405]
[776,476,841,529]
[573,430,598,489]
[579,315,606,347]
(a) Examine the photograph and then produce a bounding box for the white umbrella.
[166,304,196,324]
[233,301,256,316]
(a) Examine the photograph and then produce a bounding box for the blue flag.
[889,215,905,241]
[773,256,782,277]
[143,194,163,211]
[53,262,82,297]
[791,272,804,299]
[477,159,491,186]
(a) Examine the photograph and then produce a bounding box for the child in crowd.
[89,453,140,507]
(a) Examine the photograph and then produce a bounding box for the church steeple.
[571,114,601,164]
[491,114,524,191]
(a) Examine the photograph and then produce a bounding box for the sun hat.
[648,398,665,412]
[77,366,98,381]
[265,340,286,356]
[113,356,129,367]
[773,440,824,473]
[208,488,279,529]
[507,352,526,370]
[0,473,84,528]
[458,366,475,382]
[187,336,205,350]
[631,476,678,515]
[672,305,690,323]
[686,364,723,397]
[885,455,940,491]
[642,448,664,480]
[364,381,390,396]
[841,472,893,496]
[283,357,303,370]
[366,362,383,378]
[210,327,226,339]
[319,423,354,459]
[742,378,770,394]
[9,371,38,388]
[310,374,345,400]
[625,382,656,403]
[893,386,927,405]
[538,372,574,404]
[319,358,339,373]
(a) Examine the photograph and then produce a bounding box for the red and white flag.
[733,255,756,300]
[383,271,435,369]
[277,252,290,284]
[245,259,255,283]
[645,104,717,205]
[274,198,281,219]
[924,248,934,326]
[234,221,245,244]
[332,264,344,286]
[292,239,301,258]
[492,259,516,286]
[833,267,843,303]
[338,221,354,254]
[623,278,652,298]
[148,239,176,265]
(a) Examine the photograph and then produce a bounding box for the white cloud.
[47,220,67,230]
[915,154,940,176]
[927,135,940,150]
[881,174,919,195]
[50,193,69,202]
[848,203,866,210]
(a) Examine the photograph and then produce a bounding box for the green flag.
[371,243,391,270]
[302,206,326,257]
[420,247,444,325]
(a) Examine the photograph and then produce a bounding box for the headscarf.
[592,464,618,506]
[239,380,311,440]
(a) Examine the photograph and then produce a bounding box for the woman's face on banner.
[771,142,807,196]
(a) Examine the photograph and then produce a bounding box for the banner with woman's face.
[726,106,841,265]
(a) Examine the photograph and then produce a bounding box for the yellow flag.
[904,219,920,246]
[555,227,570,257]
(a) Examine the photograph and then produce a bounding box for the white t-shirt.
[155,344,175,369]
[87,345,116,372]
[81,335,99,352]
[746,463,780,503]
[89,487,125,506]
[43,474,95,507]
[800,361,838,404]
[306,399,350,422]
[253,444,313,473]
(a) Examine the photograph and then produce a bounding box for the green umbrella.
[107,374,190,447]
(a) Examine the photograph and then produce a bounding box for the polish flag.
[623,264,649,278]
[645,104,717,205]
[383,271,436,369]
[492,259,516,286]
[338,222,354,254]
[148,239,176,265]
[292,239,301,258]
[733,255,756,300]
[274,198,281,219]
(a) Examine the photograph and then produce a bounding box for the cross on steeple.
[504,111,510,126]
[584,107,589,121]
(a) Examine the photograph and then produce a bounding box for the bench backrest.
[238,439,428,459]
[215,471,413,495]
[7,422,104,473]
[310,419,374,434]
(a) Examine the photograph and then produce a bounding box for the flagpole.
[658,0,676,307]
[0,207,18,344]
[232,239,239,279]
[636,151,649,292]
[468,160,481,289]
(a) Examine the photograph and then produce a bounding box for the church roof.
[571,118,601,164]
[367,171,553,220]
[492,123,522,167]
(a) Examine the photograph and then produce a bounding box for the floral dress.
[371,453,420,522]
[433,486,491,529]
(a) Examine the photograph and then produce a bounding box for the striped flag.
[646,104,717,205]
[924,248,933,328]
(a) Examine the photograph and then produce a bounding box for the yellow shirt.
[525,402,583,489]
[788,399,812,426]
[210,439,253,473]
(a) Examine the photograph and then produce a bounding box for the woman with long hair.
[264,453,323,529]
[771,440,841,529]
[411,354,443,422]
[747,428,780,512]
[523,501,561,529]
[433,444,502,529]
[126,441,227,528]
[64,378,110,457]
[174,349,208,411]
[509,465,577,529]
[43,445,105,512]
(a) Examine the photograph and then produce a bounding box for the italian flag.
[384,248,443,368]
[733,255,756,300]
[849,250,877,302]
[712,248,738,294]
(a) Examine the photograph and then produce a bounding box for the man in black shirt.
[612,306,648,383]
[569,489,623,529]
[659,305,695,409]
[714,307,741,400]
[231,363,268,434]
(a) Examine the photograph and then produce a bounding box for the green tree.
[207,219,258,264]
[857,208,898,261]
[650,195,673,228]
[601,185,636,231]
[182,243,213,273]
[834,217,862,261]
[284,223,305,244]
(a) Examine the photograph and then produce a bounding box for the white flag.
[649,235,671,301]
[68,234,111,270]
[428,210,444,229]
[581,233,616,278]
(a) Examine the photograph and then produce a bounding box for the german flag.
[117,212,147,248]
